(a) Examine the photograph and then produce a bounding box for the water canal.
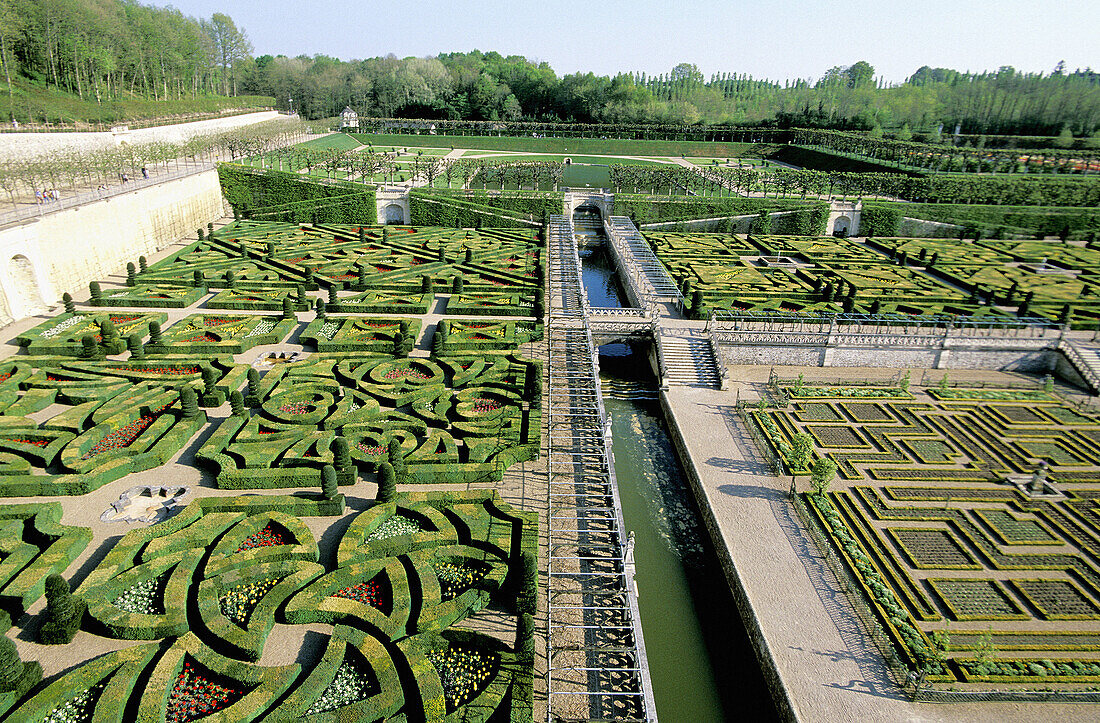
[579,246,778,721]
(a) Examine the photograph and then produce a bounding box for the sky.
[150,0,1099,83]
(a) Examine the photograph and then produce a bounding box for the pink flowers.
[472,398,502,414]
[383,368,430,380]
[356,444,385,456]
[116,365,200,375]
[278,401,312,415]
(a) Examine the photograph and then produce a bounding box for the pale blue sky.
[153,0,1099,83]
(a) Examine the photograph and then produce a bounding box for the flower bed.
[366,515,424,541]
[165,660,246,723]
[82,415,157,459]
[433,561,487,601]
[331,577,387,610]
[427,644,498,711]
[42,681,106,723]
[305,657,376,715]
[219,577,285,627]
[114,571,169,615]
[236,523,289,552]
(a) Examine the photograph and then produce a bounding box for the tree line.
[3,1,1098,136]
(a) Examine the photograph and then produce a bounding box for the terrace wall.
[0,169,223,322]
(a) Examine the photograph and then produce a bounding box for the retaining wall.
[0,169,223,322]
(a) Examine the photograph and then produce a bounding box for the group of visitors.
[34,189,60,204]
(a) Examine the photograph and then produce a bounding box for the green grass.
[351,132,772,158]
[459,153,672,166]
[0,78,274,126]
[297,134,364,151]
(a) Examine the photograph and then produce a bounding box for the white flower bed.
[305,660,374,714]
[245,319,277,338]
[366,515,423,542]
[41,316,87,339]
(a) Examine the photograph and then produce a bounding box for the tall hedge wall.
[218,164,377,224]
[408,189,559,228]
[863,201,1100,239]
[613,195,823,225]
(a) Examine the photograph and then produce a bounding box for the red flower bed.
[278,401,311,415]
[182,333,218,343]
[116,365,200,375]
[109,315,140,323]
[82,415,157,459]
[236,523,289,552]
[472,398,502,413]
[383,368,430,380]
[356,444,385,456]
[6,437,47,447]
[166,662,246,723]
[203,317,245,327]
[331,579,387,609]
[0,372,11,384]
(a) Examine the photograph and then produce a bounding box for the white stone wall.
[0,111,282,159]
[0,169,223,322]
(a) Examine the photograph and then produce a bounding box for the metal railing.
[0,162,217,225]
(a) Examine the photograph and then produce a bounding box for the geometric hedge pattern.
[649,232,1099,326]
[761,382,1100,683]
[0,221,544,720]
[6,491,534,722]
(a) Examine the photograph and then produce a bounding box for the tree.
[229,390,246,417]
[207,13,252,96]
[321,464,338,500]
[377,461,397,502]
[516,612,534,663]
[1053,125,1075,148]
[40,574,84,644]
[0,635,23,691]
[516,551,537,614]
[790,433,814,472]
[810,458,837,494]
[180,385,199,419]
[127,333,144,360]
[845,61,875,88]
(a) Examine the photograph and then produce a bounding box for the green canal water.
[581,247,778,722]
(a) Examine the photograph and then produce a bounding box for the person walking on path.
[34,190,43,205]
[141,167,148,179]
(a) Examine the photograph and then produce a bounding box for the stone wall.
[720,342,1059,376]
[0,112,282,159]
[0,169,223,322]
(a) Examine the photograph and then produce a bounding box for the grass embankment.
[0,78,274,127]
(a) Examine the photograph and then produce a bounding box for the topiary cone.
[377,461,397,502]
[0,636,23,691]
[321,464,339,500]
[180,386,199,419]
[229,390,246,417]
[62,292,75,314]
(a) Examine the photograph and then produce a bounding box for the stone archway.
[832,215,852,237]
[384,203,406,225]
[7,254,44,316]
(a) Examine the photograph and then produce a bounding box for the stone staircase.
[659,335,722,388]
[1063,341,1100,394]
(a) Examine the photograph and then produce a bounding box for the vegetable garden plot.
[756,382,1100,685]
